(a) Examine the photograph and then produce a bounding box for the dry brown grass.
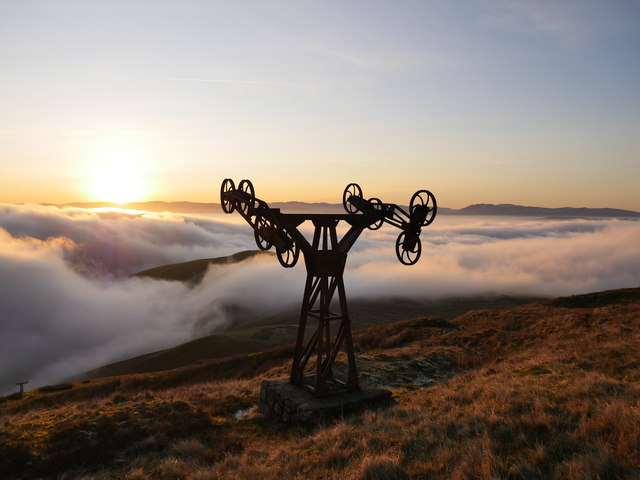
[1,288,639,479]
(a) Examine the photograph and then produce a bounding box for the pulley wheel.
[220,178,236,214]
[342,183,363,214]
[395,231,422,266]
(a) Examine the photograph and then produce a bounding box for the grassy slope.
[83,295,538,380]
[2,287,639,479]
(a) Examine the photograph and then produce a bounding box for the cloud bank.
[1,204,639,394]
[347,217,640,299]
[0,204,255,277]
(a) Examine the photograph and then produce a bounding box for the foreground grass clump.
[1,288,639,479]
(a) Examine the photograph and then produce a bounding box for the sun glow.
[91,163,144,204]
[88,140,147,204]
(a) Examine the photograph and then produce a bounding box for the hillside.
[1,287,639,479]
[132,250,274,284]
[81,295,539,380]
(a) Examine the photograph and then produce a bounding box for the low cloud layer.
[0,204,255,277]
[347,217,640,299]
[1,204,639,394]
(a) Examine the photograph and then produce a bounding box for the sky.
[1,0,639,209]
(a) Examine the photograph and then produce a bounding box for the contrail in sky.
[168,77,354,88]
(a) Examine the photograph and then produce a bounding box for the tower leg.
[338,277,359,390]
[289,272,359,395]
[288,222,361,396]
[290,275,315,384]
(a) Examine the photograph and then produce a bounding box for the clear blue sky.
[1,0,639,209]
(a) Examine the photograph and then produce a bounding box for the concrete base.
[259,379,394,424]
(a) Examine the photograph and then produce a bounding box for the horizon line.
[3,200,639,215]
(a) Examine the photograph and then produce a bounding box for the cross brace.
[289,222,360,395]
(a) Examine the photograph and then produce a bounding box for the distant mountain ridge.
[446,203,640,218]
[40,201,640,218]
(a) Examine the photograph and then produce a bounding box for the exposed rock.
[259,379,394,424]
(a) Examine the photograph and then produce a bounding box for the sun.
[87,140,148,204]
[91,163,144,204]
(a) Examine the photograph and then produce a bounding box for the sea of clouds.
[1,203,639,394]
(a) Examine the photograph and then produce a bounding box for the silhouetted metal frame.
[220,179,436,396]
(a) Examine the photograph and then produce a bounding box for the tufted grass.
[1,288,639,479]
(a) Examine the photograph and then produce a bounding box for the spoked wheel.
[367,197,384,230]
[238,179,256,215]
[276,226,300,268]
[220,178,236,214]
[395,231,422,266]
[343,183,363,213]
[254,215,274,251]
[409,190,437,226]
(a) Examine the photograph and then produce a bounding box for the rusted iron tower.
[220,179,436,396]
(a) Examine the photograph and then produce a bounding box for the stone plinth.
[259,379,394,424]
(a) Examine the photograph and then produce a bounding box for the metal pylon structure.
[220,179,437,396]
